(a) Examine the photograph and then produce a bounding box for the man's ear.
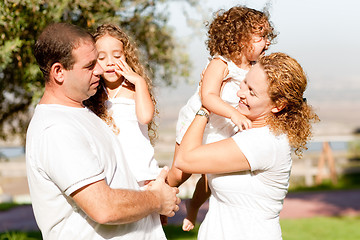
[50,63,65,84]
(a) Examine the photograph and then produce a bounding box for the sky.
[157,0,360,133]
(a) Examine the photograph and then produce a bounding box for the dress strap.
[103,81,125,100]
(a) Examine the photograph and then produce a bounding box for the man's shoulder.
[28,104,89,133]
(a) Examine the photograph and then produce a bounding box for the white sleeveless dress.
[176,55,248,144]
[106,94,161,186]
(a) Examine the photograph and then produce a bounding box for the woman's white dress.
[198,127,292,240]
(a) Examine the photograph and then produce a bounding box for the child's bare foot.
[182,199,198,231]
[182,218,195,231]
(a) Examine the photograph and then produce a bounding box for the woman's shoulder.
[232,127,287,145]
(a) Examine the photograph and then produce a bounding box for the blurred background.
[155,0,360,190]
[0,0,360,239]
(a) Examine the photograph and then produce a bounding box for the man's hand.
[147,167,181,217]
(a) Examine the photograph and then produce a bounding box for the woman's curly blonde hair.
[259,53,320,156]
[83,23,158,144]
[207,5,277,64]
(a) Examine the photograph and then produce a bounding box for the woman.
[174,52,319,239]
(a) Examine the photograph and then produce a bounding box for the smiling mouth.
[239,100,249,108]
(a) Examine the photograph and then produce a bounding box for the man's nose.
[94,62,104,76]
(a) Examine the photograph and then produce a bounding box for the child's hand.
[115,59,145,85]
[230,111,252,131]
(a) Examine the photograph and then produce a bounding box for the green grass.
[1,173,360,239]
[0,231,41,240]
[164,225,199,240]
[0,203,28,212]
[164,216,360,240]
[1,217,360,240]
[280,216,360,240]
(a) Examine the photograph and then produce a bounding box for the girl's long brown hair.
[83,23,158,144]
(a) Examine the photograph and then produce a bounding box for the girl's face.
[237,63,275,122]
[95,34,126,84]
[243,34,270,62]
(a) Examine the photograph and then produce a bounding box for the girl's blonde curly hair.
[207,5,277,64]
[259,52,320,156]
[83,23,158,144]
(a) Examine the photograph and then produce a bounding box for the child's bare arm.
[116,59,154,125]
[200,59,251,130]
[167,143,192,187]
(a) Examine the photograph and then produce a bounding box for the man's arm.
[71,167,180,225]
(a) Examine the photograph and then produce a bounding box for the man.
[26,22,180,239]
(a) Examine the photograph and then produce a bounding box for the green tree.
[0,0,193,143]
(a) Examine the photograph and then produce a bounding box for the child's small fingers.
[117,60,133,73]
[114,69,123,76]
[115,62,124,71]
[116,59,129,70]
[119,59,132,71]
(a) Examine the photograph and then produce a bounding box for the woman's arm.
[201,58,251,130]
[175,108,251,174]
[116,59,154,124]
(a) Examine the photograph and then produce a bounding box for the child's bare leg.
[183,174,211,231]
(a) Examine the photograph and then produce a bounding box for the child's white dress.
[106,96,161,186]
[176,55,248,144]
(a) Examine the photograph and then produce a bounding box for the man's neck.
[39,88,84,108]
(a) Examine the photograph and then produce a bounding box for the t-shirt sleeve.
[40,124,105,196]
[231,129,276,171]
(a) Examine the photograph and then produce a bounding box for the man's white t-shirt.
[26,104,166,239]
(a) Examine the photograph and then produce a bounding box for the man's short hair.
[34,23,94,82]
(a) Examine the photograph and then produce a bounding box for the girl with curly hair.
[84,23,161,188]
[168,5,277,231]
[175,52,319,239]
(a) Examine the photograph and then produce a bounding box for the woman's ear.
[50,63,65,84]
[271,99,287,113]
[271,105,285,113]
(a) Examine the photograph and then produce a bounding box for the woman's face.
[95,34,126,84]
[237,63,275,122]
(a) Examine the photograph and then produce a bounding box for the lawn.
[1,173,360,239]
[2,216,360,240]
[164,216,360,240]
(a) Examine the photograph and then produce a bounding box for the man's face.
[63,41,104,105]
